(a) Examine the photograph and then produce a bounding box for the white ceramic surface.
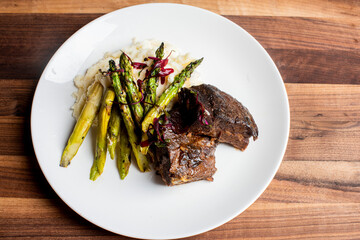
[31,3,289,239]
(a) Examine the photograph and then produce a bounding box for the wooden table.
[1,1,359,239]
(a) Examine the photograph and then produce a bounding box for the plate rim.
[30,3,290,239]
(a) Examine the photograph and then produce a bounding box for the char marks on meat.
[154,108,218,186]
[179,84,258,151]
[153,84,258,186]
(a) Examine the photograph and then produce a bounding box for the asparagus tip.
[109,59,116,71]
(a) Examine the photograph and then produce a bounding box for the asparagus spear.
[60,81,104,167]
[109,60,151,172]
[90,88,116,181]
[119,53,144,124]
[140,43,165,154]
[117,121,131,179]
[141,58,203,133]
[144,42,164,114]
[107,106,121,160]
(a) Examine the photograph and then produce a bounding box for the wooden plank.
[2,83,360,154]
[0,0,359,20]
[229,16,360,51]
[226,17,360,84]
[0,1,358,240]
[0,197,359,239]
[276,161,360,194]
[1,82,359,238]
[286,83,360,161]
[261,177,359,204]
[2,85,360,200]
[196,202,360,240]
[287,84,360,121]
[0,117,32,156]
[0,79,37,116]
[286,120,360,161]
[229,17,360,84]
[0,14,97,80]
[0,197,116,238]
[0,155,57,199]
[0,15,359,83]
[268,49,360,84]
[1,155,359,202]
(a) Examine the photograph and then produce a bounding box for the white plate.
[31,3,289,240]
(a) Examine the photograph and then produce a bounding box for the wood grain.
[3,83,360,159]
[228,16,360,51]
[0,155,57,199]
[277,161,360,193]
[0,0,359,21]
[1,154,359,202]
[0,15,359,84]
[286,83,360,161]
[1,198,359,239]
[268,49,360,84]
[0,14,97,80]
[1,83,359,239]
[0,2,360,239]
[260,178,359,204]
[0,82,360,192]
[0,117,32,156]
[0,79,37,116]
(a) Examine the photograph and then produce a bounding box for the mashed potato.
[72,39,201,120]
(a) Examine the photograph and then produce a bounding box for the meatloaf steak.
[178,84,258,151]
[154,109,218,186]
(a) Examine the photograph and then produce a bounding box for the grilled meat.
[154,108,218,186]
[178,84,258,151]
[153,84,258,185]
